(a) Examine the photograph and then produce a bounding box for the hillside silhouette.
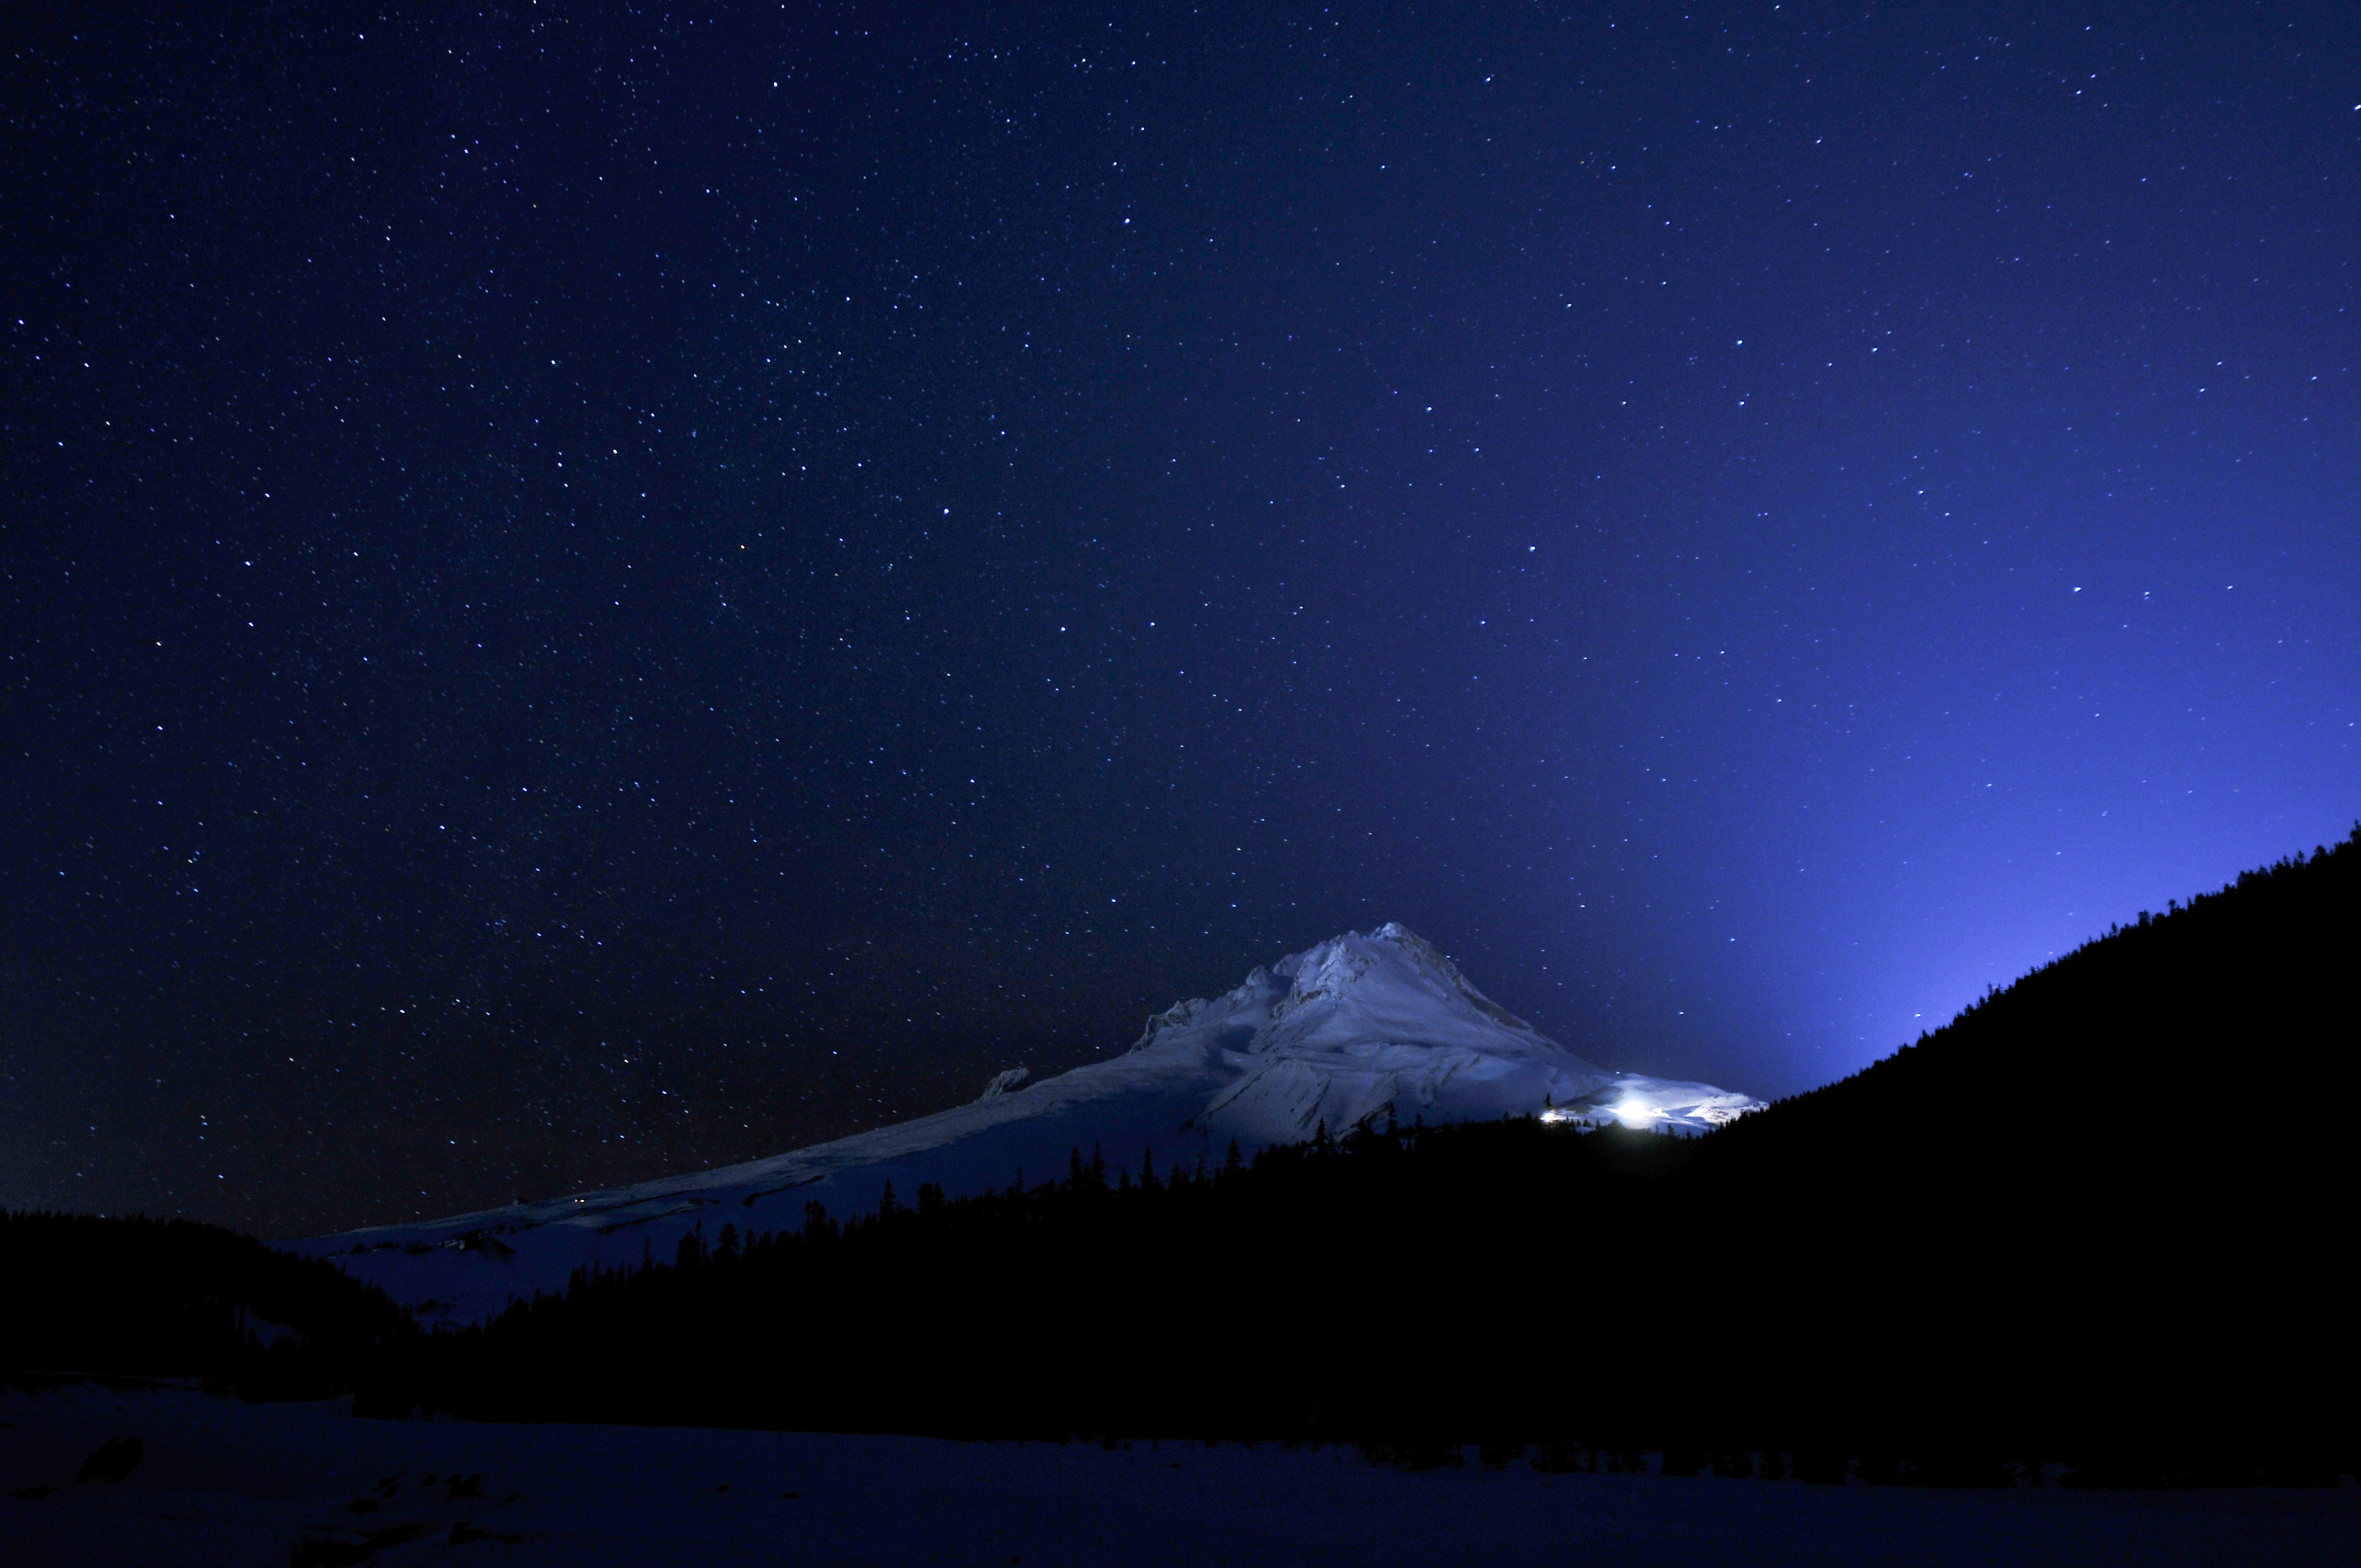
[1,1210,414,1398]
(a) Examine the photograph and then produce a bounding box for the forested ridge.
[1,1210,414,1397]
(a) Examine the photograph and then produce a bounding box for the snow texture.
[289,924,1764,1321]
[7,1382,2355,1567]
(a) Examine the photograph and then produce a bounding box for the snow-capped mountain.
[289,924,1762,1321]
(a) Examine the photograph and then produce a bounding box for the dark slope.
[1679,826,2361,1476]
[1717,825,2357,1150]
[1,1211,415,1397]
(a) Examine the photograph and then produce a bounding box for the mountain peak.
[1134,922,1534,1058]
[295,926,1764,1324]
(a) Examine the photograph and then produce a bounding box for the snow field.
[6,1382,2357,1567]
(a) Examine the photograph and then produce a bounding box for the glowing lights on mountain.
[1540,1098,1667,1130]
[1540,1097,1673,1130]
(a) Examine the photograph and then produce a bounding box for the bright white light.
[1614,1098,1657,1129]
[1538,1108,1572,1125]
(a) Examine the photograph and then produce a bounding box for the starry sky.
[5,3,2356,1235]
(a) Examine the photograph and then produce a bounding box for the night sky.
[6,4,2356,1236]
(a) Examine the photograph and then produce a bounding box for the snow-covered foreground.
[293,924,1764,1323]
[6,1383,2355,1567]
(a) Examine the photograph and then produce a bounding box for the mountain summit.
[292,924,1761,1320]
[1127,922,1751,1144]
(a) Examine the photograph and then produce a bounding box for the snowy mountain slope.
[287,924,1762,1321]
